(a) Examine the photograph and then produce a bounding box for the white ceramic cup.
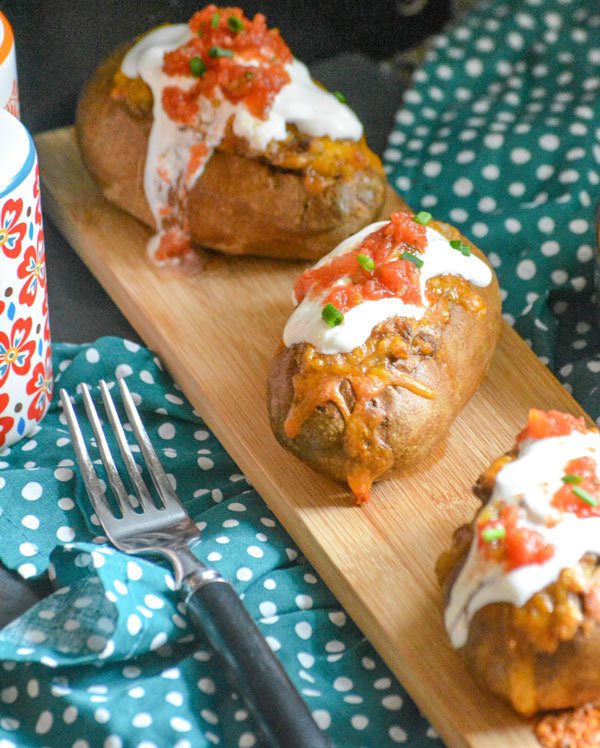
[0,109,52,449]
[0,11,19,117]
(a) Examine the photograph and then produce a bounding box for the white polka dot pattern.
[384,0,600,424]
[0,337,441,747]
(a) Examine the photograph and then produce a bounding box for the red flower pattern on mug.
[17,229,46,307]
[43,289,51,342]
[0,317,36,386]
[6,78,20,119]
[0,198,27,259]
[26,347,53,422]
[33,163,42,225]
[0,393,15,449]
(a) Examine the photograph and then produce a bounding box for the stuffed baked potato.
[76,5,386,264]
[267,210,501,503]
[437,409,600,716]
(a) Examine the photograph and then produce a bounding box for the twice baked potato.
[267,210,501,503]
[76,5,386,264]
[437,409,600,716]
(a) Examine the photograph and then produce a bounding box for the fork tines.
[59,378,179,526]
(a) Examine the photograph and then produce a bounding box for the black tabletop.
[0,0,448,622]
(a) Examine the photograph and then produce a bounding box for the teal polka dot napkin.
[384,0,600,423]
[0,338,443,748]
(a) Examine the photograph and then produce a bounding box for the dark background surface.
[5,0,451,135]
[2,0,452,346]
[0,0,450,618]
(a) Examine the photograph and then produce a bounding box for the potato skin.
[75,44,387,261]
[439,520,600,716]
[267,244,501,490]
[464,590,600,716]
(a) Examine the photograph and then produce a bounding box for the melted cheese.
[283,221,493,354]
[121,24,363,263]
[445,430,600,649]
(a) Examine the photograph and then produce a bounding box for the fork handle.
[182,572,336,748]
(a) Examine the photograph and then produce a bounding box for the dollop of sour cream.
[283,221,493,354]
[445,429,600,649]
[121,23,363,262]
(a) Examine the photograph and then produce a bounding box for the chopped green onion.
[401,251,424,268]
[482,525,506,543]
[572,486,599,507]
[449,239,471,257]
[333,91,346,104]
[208,46,234,58]
[211,12,220,27]
[322,303,344,328]
[562,474,583,484]
[189,57,206,77]
[227,15,244,33]
[413,211,432,225]
[357,253,375,272]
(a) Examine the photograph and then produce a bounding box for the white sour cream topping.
[283,220,493,354]
[121,23,363,262]
[233,57,363,149]
[445,429,600,649]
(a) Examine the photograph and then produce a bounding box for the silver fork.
[60,378,335,748]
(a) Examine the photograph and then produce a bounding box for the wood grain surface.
[36,126,593,748]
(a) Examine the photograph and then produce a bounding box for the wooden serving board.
[36,126,593,748]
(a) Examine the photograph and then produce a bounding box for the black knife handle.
[182,571,336,748]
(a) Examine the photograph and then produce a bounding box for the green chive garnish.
[227,15,244,33]
[482,526,506,543]
[189,57,206,77]
[572,486,599,507]
[414,211,432,225]
[449,239,471,256]
[562,474,583,484]
[208,46,234,58]
[357,253,375,273]
[333,91,346,104]
[401,251,424,268]
[211,12,220,27]
[322,303,344,328]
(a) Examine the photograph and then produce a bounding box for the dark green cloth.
[0,339,441,748]
[384,0,600,423]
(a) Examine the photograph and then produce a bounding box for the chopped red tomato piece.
[552,456,600,518]
[293,212,425,313]
[162,6,292,121]
[517,409,588,443]
[478,504,555,570]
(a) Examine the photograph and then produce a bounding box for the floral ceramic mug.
[0,109,52,449]
[0,11,19,117]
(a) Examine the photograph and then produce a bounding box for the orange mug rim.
[0,11,14,67]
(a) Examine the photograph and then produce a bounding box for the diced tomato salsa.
[293,212,426,314]
[517,409,588,443]
[153,226,195,264]
[476,412,599,571]
[186,142,210,181]
[162,5,292,122]
[478,504,555,571]
[552,456,600,518]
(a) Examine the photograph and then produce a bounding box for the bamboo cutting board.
[36,126,593,748]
